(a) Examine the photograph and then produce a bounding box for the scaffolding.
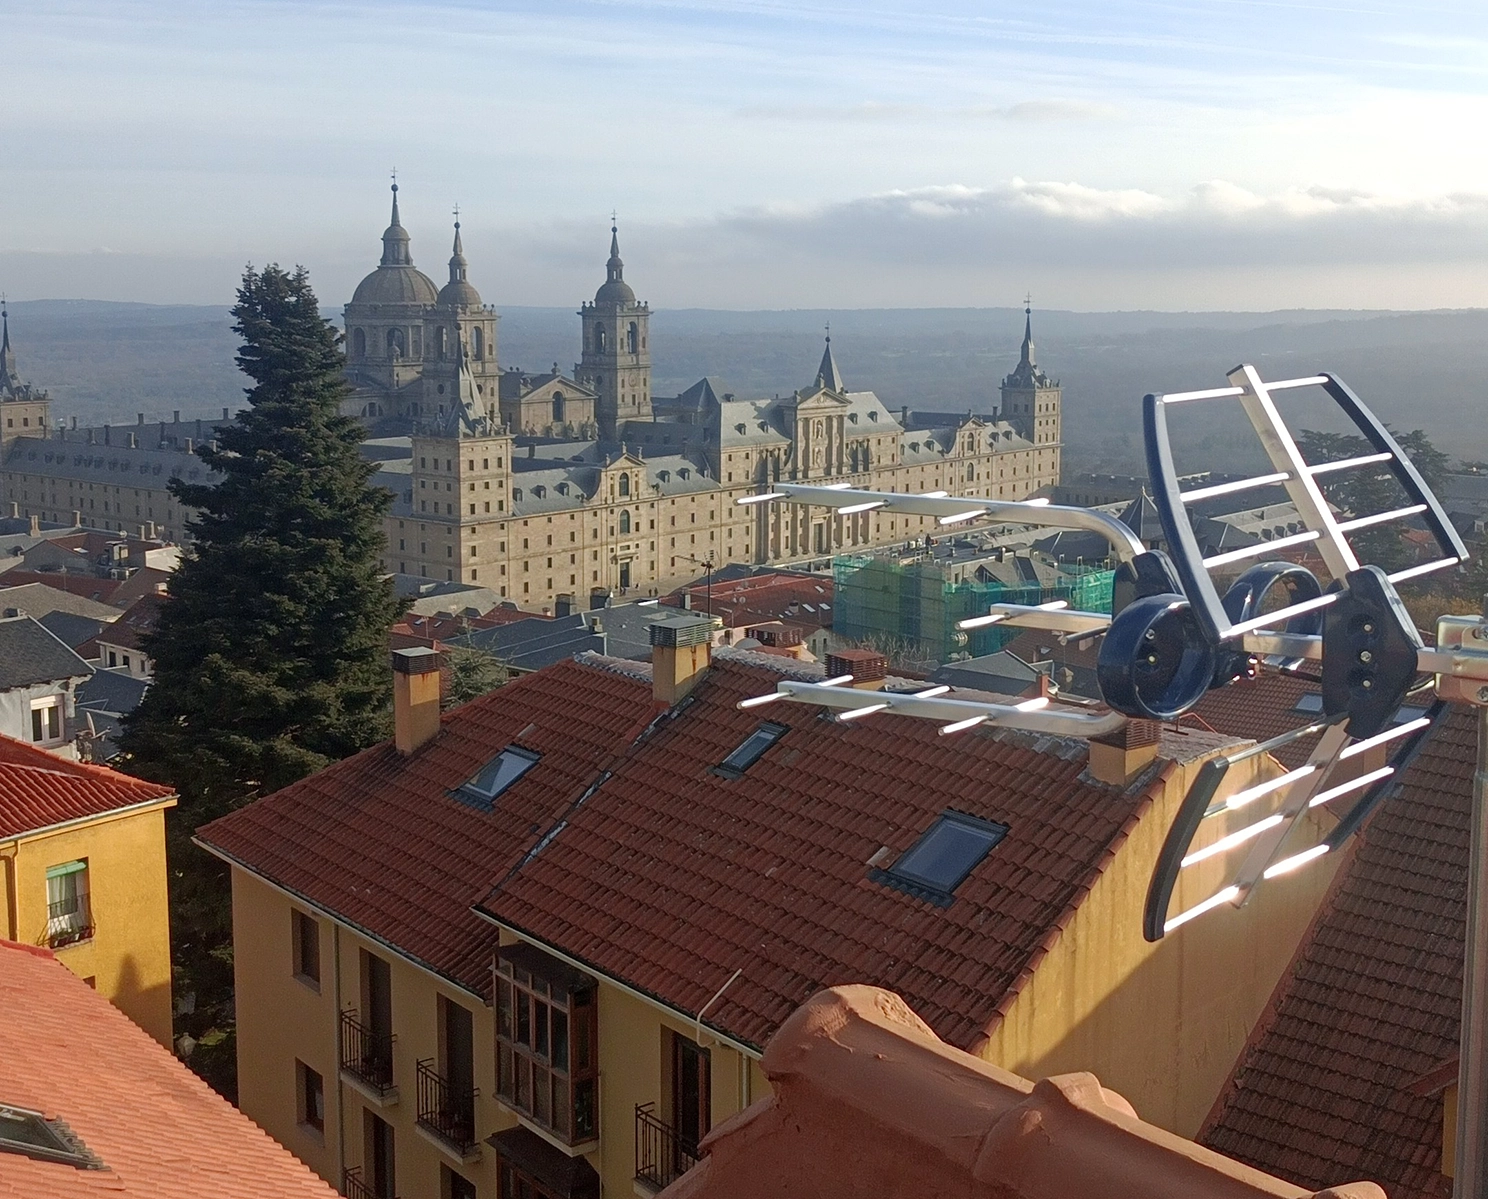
[832,553,1114,665]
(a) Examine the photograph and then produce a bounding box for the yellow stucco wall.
[231,867,771,1199]
[2,801,174,1045]
[977,753,1340,1137]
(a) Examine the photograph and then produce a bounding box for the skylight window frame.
[453,744,542,810]
[711,721,789,780]
[0,1103,100,1170]
[870,809,1010,907]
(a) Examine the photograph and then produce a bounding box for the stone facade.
[0,303,51,452]
[1,191,1065,615]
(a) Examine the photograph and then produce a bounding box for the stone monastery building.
[1,185,1063,612]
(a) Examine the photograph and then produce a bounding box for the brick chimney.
[1088,720,1160,786]
[826,649,888,690]
[650,613,713,705]
[392,647,442,754]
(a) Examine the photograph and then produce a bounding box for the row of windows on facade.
[290,904,704,1199]
[349,326,491,362]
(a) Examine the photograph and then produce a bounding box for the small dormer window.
[557,482,569,495]
[848,412,858,423]
[679,468,690,479]
[512,488,524,501]
[658,470,670,482]
[533,485,546,498]
[735,423,746,434]
[868,410,878,421]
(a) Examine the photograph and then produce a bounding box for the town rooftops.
[0,731,173,842]
[93,592,165,652]
[661,984,1384,1199]
[1199,704,1474,1199]
[0,614,93,692]
[0,939,337,1199]
[199,649,1227,1053]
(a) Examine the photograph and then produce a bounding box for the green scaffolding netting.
[832,553,1115,663]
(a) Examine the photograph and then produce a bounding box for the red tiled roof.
[196,659,660,997]
[0,734,174,839]
[0,940,338,1198]
[0,570,123,603]
[1191,669,1324,769]
[93,593,165,652]
[671,573,835,630]
[480,656,1161,1052]
[1199,705,1472,1199]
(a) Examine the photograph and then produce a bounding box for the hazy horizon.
[5,2,1488,311]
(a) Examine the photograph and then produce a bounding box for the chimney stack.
[826,649,888,690]
[103,424,111,446]
[554,593,574,618]
[392,647,442,754]
[223,408,229,420]
[650,613,713,705]
[72,510,81,527]
[28,515,40,537]
[1088,720,1161,787]
[128,432,137,449]
[137,413,145,426]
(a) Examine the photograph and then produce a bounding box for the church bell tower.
[577,222,651,441]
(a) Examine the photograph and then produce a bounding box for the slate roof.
[1199,704,1472,1199]
[36,610,109,650]
[196,659,658,997]
[0,581,121,623]
[77,667,150,717]
[478,654,1163,1052]
[0,939,337,1198]
[0,733,174,839]
[0,614,93,691]
[447,613,607,673]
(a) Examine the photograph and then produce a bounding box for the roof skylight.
[0,1103,99,1169]
[455,745,541,809]
[871,810,1009,906]
[712,721,788,780]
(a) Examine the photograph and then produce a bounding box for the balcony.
[415,1059,478,1159]
[634,1103,700,1192]
[342,1166,396,1199]
[45,896,94,949]
[339,1009,396,1101]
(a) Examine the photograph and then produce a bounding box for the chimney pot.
[649,613,713,704]
[28,515,40,537]
[173,410,180,424]
[222,407,229,420]
[826,649,888,690]
[137,413,145,425]
[392,647,443,754]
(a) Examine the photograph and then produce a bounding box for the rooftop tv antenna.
[735,364,1488,1195]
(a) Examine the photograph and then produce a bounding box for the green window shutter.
[45,860,87,879]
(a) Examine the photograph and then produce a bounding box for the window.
[296,1061,325,1134]
[712,722,788,780]
[45,861,92,948]
[871,810,1009,906]
[670,1031,711,1159]
[0,1103,97,1169]
[29,697,62,745]
[365,1110,397,1199]
[496,944,598,1144]
[292,909,320,987]
[619,510,631,535]
[456,746,541,809]
[444,1165,478,1199]
[1293,693,1325,714]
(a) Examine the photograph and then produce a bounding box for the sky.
[4,0,1488,311]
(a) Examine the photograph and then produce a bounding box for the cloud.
[738,99,1119,123]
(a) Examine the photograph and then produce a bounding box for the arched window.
[437,327,449,359]
[552,392,565,425]
[618,473,630,497]
[386,328,405,359]
[352,328,366,358]
[596,326,607,353]
[473,327,484,359]
[619,510,631,535]
[627,322,638,353]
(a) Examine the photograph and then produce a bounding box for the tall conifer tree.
[120,264,405,1092]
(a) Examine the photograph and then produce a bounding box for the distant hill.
[7,300,1486,475]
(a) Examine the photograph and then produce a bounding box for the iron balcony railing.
[45,895,94,949]
[342,1166,396,1199]
[635,1103,700,1190]
[339,1010,395,1096]
[415,1059,478,1156]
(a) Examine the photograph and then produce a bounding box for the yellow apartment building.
[198,630,1346,1199]
[0,732,175,1045]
